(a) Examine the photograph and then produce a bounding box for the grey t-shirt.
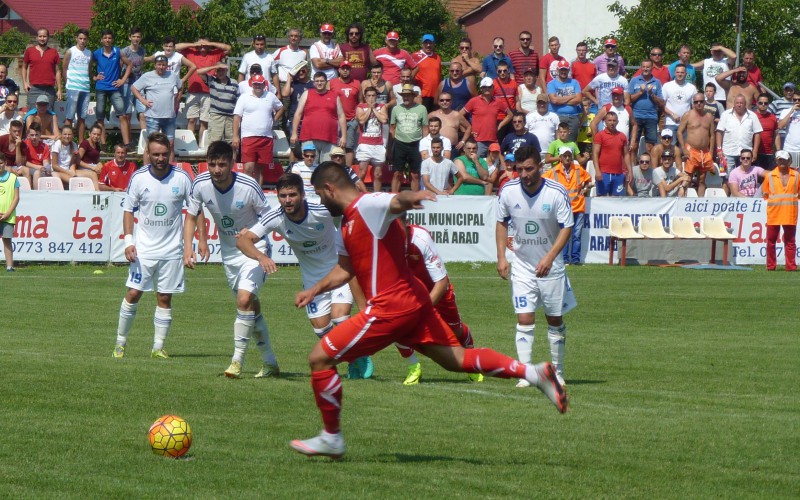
[652,165,681,196]
[132,71,180,119]
[121,46,145,84]
[631,166,657,197]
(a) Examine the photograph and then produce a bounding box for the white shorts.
[126,258,185,294]
[511,272,565,316]
[356,143,386,164]
[305,283,353,319]
[224,255,267,294]
[185,93,210,122]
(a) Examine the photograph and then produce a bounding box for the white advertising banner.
[3,192,784,265]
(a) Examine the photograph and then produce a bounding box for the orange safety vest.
[762,169,800,226]
[544,162,592,213]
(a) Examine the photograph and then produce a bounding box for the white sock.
[547,324,566,378]
[116,299,138,346]
[153,307,172,351]
[322,429,344,445]
[515,323,535,365]
[233,309,255,364]
[332,316,349,325]
[407,353,420,365]
[524,364,541,385]
[253,314,277,365]
[312,321,334,338]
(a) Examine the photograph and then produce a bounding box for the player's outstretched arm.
[389,190,437,214]
[236,229,277,274]
[296,255,354,308]
[496,220,510,279]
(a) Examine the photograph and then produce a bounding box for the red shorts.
[321,300,460,362]
[241,136,274,165]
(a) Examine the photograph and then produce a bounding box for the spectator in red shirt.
[633,47,671,84]
[374,31,415,86]
[755,93,778,170]
[508,31,539,86]
[22,28,62,110]
[493,62,517,139]
[592,112,630,196]
[330,61,362,167]
[411,34,442,113]
[339,23,376,83]
[461,77,512,157]
[742,49,764,90]
[538,36,566,89]
[100,144,139,191]
[570,41,597,90]
[176,38,231,140]
[23,122,50,188]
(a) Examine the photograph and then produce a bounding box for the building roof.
[2,0,199,34]
[448,0,495,22]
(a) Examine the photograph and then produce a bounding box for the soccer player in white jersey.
[236,173,363,371]
[113,133,193,359]
[496,145,573,386]
[183,141,280,378]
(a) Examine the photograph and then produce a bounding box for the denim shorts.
[145,117,176,140]
[122,83,147,115]
[96,88,126,118]
[65,89,90,120]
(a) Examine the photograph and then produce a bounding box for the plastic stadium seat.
[68,177,95,191]
[685,187,699,198]
[199,130,209,149]
[38,177,64,191]
[176,102,188,129]
[670,217,705,239]
[174,129,206,158]
[233,163,246,173]
[137,130,147,155]
[273,130,291,157]
[196,162,208,174]
[176,162,195,180]
[608,215,643,266]
[16,176,31,191]
[704,188,728,198]
[638,216,673,239]
[701,216,735,265]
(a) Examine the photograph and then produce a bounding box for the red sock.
[460,324,474,348]
[311,369,343,434]
[461,348,525,379]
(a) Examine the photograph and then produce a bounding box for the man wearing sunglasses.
[0,95,20,136]
[754,94,778,170]
[339,23,376,83]
[482,37,514,80]
[593,38,625,76]
[777,91,800,168]
[678,92,717,196]
[508,31,538,86]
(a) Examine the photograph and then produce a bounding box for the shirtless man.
[455,38,482,78]
[715,67,760,109]
[650,129,683,171]
[677,92,716,196]
[428,92,471,158]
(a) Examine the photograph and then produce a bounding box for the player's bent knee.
[308,342,337,370]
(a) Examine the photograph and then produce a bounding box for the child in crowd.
[24,122,51,188]
[577,98,594,156]
[51,125,79,188]
[0,155,20,272]
[485,142,503,187]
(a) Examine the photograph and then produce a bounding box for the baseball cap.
[330,146,346,156]
[422,34,435,43]
[536,94,548,102]
[783,82,796,90]
[776,150,791,160]
[558,146,573,156]
[504,153,515,162]
[523,67,536,75]
[399,83,417,94]
[36,95,50,104]
[340,60,352,69]
[604,38,617,46]
[557,59,570,70]
[607,59,619,67]
[611,87,624,95]
[154,54,168,63]
[479,77,494,88]
[386,31,400,41]
[488,143,500,152]
[320,23,334,33]
[249,74,266,86]
[249,63,262,74]
[660,129,674,138]
[301,141,316,152]
[661,150,674,158]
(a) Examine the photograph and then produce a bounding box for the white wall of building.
[544,0,638,60]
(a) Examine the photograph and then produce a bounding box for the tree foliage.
[0,27,30,66]
[254,0,461,61]
[604,0,800,92]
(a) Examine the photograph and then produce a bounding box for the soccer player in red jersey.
[289,162,567,459]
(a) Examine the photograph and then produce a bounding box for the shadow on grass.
[169,353,225,358]
[565,379,606,385]
[378,453,487,465]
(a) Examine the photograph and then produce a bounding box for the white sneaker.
[533,362,568,413]
[556,372,566,387]
[290,431,346,459]
[515,379,531,388]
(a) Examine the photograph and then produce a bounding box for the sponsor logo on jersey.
[154,203,167,216]
[542,203,552,213]
[525,221,539,234]
[315,223,325,231]
[303,240,317,248]
[221,216,234,228]
[235,201,244,209]
[172,187,179,195]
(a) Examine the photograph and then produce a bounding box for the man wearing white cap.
[762,150,799,270]
[310,23,342,81]
[544,146,592,264]
[374,31,415,86]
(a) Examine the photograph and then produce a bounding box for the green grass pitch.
[1,263,797,498]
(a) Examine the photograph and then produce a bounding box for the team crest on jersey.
[172,187,179,195]
[542,203,552,213]
[315,223,324,231]
[235,201,245,209]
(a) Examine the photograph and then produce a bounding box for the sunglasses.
[519,37,531,41]
[348,31,360,36]
[459,46,470,50]
[650,52,663,56]
[493,45,503,49]
[740,156,752,160]
[693,100,705,104]
[498,69,509,74]
[605,45,616,48]
[6,100,17,104]
[303,153,316,158]
[793,98,800,103]
[639,160,650,164]
[439,98,451,102]
[757,101,769,105]
[254,35,266,40]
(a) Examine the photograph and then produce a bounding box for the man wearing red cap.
[374,31,415,86]
[594,38,625,76]
[233,74,284,185]
[330,61,362,166]
[546,59,583,143]
[310,23,342,81]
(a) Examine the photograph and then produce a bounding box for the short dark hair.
[364,86,377,95]
[460,37,472,45]
[28,121,42,133]
[310,161,354,189]
[206,141,234,164]
[758,92,770,102]
[739,148,753,156]
[101,29,113,38]
[130,26,142,36]
[276,172,304,193]
[428,116,441,126]
[430,137,443,147]
[76,29,89,38]
[514,145,540,165]
[313,71,328,81]
[163,36,176,45]
[557,122,570,130]
[576,41,588,49]
[147,132,171,151]
[9,119,22,130]
[705,82,716,90]
[674,63,687,70]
